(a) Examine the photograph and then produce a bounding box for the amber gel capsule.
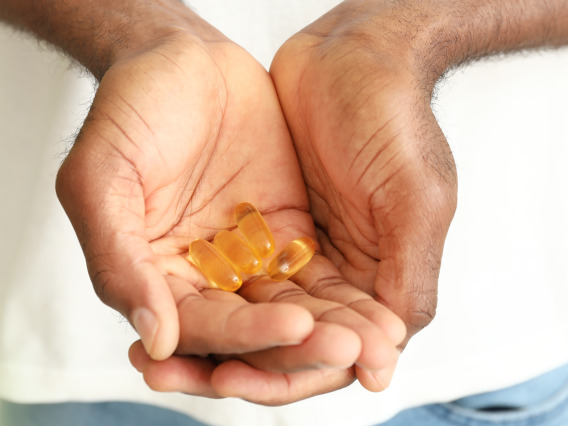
[213,230,262,274]
[234,202,275,258]
[267,237,316,281]
[187,239,242,292]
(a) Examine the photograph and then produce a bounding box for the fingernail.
[132,308,158,356]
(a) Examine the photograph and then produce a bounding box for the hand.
[9,0,566,407]
[56,28,312,360]
[270,1,458,346]
[56,12,405,404]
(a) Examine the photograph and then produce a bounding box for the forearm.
[324,0,568,93]
[0,0,217,80]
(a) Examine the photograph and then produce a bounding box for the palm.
[118,42,311,247]
[272,31,457,340]
[58,34,315,344]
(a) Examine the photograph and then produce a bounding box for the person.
[0,0,567,425]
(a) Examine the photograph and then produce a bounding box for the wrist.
[335,0,568,95]
[92,1,228,78]
[1,0,223,80]
[80,0,197,80]
[70,0,224,80]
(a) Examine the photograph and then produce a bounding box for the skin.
[270,2,459,345]
[2,0,568,407]
[271,0,568,343]
[1,0,404,404]
[135,0,568,402]
[55,20,405,402]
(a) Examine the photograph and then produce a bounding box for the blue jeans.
[379,363,568,426]
[2,364,568,426]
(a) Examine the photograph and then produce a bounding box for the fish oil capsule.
[187,239,242,292]
[267,237,316,281]
[213,230,262,274]
[234,202,275,258]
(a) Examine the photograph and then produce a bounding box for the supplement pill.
[234,202,275,258]
[213,230,262,274]
[267,237,316,281]
[187,239,242,292]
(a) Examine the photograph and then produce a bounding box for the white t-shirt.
[1,2,567,425]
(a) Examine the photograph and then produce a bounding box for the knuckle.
[90,267,115,308]
[403,290,438,337]
[87,254,127,315]
[54,161,69,204]
[423,174,458,223]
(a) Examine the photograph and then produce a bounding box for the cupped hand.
[54,26,315,358]
[270,0,458,348]
[56,14,405,404]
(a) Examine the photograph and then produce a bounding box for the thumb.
[56,139,179,361]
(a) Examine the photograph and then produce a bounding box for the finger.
[239,271,399,372]
[212,360,355,405]
[234,322,361,373]
[168,275,315,355]
[56,144,179,360]
[129,340,220,398]
[129,340,150,373]
[355,350,400,392]
[295,255,406,345]
[153,251,210,290]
